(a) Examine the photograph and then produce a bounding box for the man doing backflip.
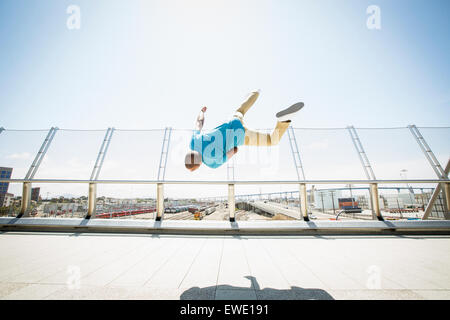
[185,90,304,171]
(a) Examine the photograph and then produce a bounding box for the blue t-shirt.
[190,118,245,168]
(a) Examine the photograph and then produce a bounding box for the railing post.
[299,183,309,221]
[370,183,384,221]
[423,159,450,220]
[18,182,32,218]
[444,183,450,216]
[86,182,97,219]
[156,183,164,221]
[90,128,114,181]
[228,184,235,222]
[25,127,58,180]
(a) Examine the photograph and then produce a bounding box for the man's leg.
[234,90,260,120]
[244,121,290,146]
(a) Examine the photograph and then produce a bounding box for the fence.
[0,125,449,222]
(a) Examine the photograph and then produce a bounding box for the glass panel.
[0,129,49,197]
[311,184,373,221]
[378,183,439,220]
[356,128,436,179]
[416,127,450,172]
[25,183,87,218]
[163,184,227,221]
[99,130,164,180]
[34,129,106,180]
[95,184,156,220]
[292,128,367,180]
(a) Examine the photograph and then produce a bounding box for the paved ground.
[0,232,449,300]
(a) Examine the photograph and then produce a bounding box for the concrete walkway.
[0,232,449,300]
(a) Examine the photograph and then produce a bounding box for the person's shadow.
[180,275,334,300]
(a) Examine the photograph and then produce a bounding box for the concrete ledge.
[1,217,450,235]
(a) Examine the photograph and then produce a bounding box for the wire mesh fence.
[0,126,448,220]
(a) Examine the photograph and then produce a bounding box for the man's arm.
[226,146,238,160]
[195,106,207,131]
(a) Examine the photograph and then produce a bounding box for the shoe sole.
[276,102,304,119]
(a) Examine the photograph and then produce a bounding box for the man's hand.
[226,146,238,159]
[195,107,207,131]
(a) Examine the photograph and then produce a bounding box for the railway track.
[147,208,247,221]
[164,211,194,220]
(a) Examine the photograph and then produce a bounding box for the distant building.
[0,167,13,206]
[3,193,14,207]
[43,203,82,214]
[314,190,342,210]
[31,187,40,202]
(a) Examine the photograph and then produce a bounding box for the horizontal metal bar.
[1,218,450,235]
[0,179,448,184]
[3,126,449,132]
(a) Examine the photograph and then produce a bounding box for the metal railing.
[1,178,448,222]
[1,125,449,223]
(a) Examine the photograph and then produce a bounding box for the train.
[204,206,216,215]
[338,198,362,213]
[95,202,218,219]
[96,208,156,219]
[164,206,190,213]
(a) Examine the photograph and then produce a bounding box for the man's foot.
[276,102,304,122]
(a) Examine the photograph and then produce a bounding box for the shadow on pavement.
[180,275,334,300]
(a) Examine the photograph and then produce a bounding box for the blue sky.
[0,0,449,198]
[0,0,449,130]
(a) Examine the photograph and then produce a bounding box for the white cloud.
[5,152,32,160]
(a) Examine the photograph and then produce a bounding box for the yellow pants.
[233,91,290,146]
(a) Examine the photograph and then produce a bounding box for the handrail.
[3,177,449,222]
[0,178,448,184]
